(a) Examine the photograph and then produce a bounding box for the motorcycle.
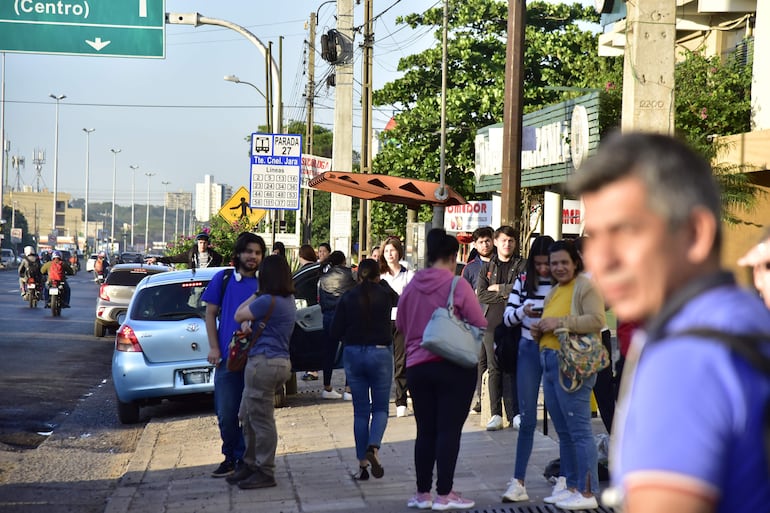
[94,272,106,284]
[69,255,79,273]
[49,280,65,317]
[23,276,41,308]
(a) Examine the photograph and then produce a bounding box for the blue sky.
[2,0,441,206]
[2,0,589,208]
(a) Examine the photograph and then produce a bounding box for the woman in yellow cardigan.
[530,240,605,511]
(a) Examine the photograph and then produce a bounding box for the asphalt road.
[0,265,215,513]
[0,266,116,448]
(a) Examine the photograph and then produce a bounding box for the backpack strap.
[216,268,235,318]
[667,328,770,476]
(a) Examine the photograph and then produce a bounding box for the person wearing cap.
[738,228,770,309]
[41,251,74,307]
[152,232,223,269]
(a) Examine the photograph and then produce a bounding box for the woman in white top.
[500,235,557,503]
[379,236,414,417]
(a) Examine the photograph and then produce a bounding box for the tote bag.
[421,276,484,368]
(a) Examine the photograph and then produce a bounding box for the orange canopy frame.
[308,171,467,209]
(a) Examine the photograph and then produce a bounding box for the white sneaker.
[544,488,574,504]
[343,391,353,401]
[512,414,521,430]
[556,492,599,510]
[501,479,529,502]
[552,476,567,494]
[321,389,342,399]
[396,405,408,417]
[486,414,504,431]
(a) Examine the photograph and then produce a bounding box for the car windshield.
[130,281,209,321]
[106,268,158,286]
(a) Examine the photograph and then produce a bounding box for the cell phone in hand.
[531,307,544,315]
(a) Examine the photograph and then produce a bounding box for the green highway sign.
[0,0,165,58]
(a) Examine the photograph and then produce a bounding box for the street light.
[50,94,66,237]
[144,172,155,251]
[82,128,95,248]
[129,164,139,249]
[224,74,269,131]
[110,148,121,251]
[161,180,170,245]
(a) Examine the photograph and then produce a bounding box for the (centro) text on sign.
[0,0,165,58]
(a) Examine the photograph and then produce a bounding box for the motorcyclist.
[92,251,110,282]
[17,246,43,297]
[41,251,74,308]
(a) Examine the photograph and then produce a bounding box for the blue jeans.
[541,348,599,494]
[214,363,245,463]
[344,345,394,461]
[514,337,543,480]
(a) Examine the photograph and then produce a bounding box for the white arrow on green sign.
[0,0,165,58]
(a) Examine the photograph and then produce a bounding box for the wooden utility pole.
[303,13,317,244]
[621,0,676,134]
[500,0,525,227]
[359,0,373,256]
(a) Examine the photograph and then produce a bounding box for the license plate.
[28,284,35,289]
[49,288,59,295]
[180,368,211,385]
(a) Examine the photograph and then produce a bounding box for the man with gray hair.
[571,132,770,513]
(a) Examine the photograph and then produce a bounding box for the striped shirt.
[503,274,553,340]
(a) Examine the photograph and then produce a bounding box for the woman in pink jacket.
[396,229,487,511]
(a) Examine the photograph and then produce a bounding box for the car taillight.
[116,325,142,352]
[99,284,110,301]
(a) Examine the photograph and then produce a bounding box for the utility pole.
[303,12,316,244]
[161,181,170,245]
[129,164,139,249]
[359,0,373,256]
[621,0,676,134]
[500,0,525,228]
[434,0,449,228]
[330,0,354,258]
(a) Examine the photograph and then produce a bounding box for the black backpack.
[494,273,526,374]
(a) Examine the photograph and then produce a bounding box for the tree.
[673,47,760,224]
[371,0,618,239]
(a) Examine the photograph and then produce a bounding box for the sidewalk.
[105,376,566,513]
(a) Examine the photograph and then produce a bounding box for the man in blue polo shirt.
[573,133,770,513]
[201,232,266,478]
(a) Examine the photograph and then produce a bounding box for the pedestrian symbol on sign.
[253,137,270,154]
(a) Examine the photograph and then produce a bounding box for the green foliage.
[1,205,35,248]
[164,216,255,268]
[371,0,618,237]
[673,47,759,223]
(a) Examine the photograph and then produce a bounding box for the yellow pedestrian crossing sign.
[219,186,267,227]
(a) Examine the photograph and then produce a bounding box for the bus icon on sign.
[253,136,270,154]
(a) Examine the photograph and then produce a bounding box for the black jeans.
[592,329,616,433]
[482,328,504,416]
[393,328,408,407]
[407,360,476,496]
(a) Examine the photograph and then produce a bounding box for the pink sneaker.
[431,491,474,511]
[407,492,433,509]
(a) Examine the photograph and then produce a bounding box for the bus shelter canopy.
[308,171,466,209]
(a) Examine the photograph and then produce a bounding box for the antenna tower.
[12,154,25,191]
[32,148,46,192]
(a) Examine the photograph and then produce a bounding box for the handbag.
[554,327,609,392]
[420,276,484,368]
[226,296,276,372]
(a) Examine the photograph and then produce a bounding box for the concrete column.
[330,0,353,259]
[543,191,562,241]
[621,0,676,134]
[753,1,770,129]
